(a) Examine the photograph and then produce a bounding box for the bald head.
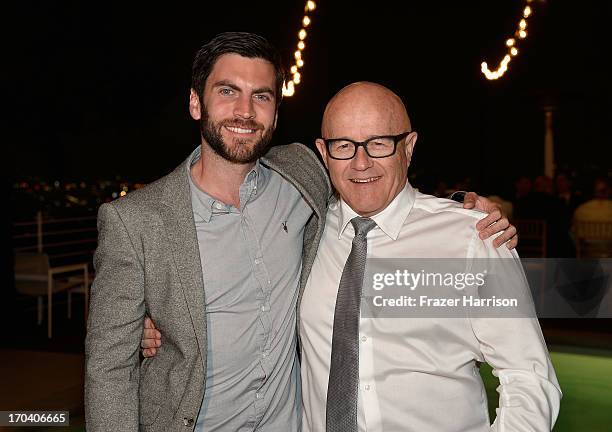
[321,82,411,138]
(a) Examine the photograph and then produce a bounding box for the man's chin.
[343,198,383,217]
[225,151,260,164]
[221,142,271,164]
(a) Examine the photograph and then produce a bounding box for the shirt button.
[262,351,268,358]
[183,418,194,426]
[254,258,262,265]
[213,202,224,210]
[256,392,262,399]
[364,385,371,391]
[361,336,367,342]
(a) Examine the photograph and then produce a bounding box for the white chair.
[14,253,89,338]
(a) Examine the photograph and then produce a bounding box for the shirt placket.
[239,173,273,427]
[358,317,382,431]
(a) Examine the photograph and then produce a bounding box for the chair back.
[513,219,547,258]
[14,253,51,295]
[574,221,612,258]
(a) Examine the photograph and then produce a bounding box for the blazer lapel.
[158,158,207,367]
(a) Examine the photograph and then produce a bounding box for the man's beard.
[200,107,274,164]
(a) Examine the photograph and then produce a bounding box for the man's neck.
[190,144,256,208]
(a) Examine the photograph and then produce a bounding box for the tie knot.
[350,217,377,237]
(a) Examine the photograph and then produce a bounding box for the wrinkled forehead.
[322,93,410,139]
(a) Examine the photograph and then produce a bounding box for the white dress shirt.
[300,183,561,432]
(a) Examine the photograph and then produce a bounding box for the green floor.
[480,351,612,431]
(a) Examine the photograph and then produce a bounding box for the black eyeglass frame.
[323,131,412,160]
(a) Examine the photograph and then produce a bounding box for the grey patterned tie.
[326,216,377,432]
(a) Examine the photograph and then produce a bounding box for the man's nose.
[234,95,255,119]
[350,146,373,171]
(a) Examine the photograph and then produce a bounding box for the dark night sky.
[6,0,611,195]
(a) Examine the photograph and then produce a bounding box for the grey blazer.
[85,143,331,432]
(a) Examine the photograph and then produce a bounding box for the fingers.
[506,233,518,249]
[476,210,502,231]
[142,347,157,358]
[479,217,510,240]
[493,228,517,249]
[141,317,161,357]
[140,337,160,349]
[492,225,517,248]
[144,316,156,329]
[462,192,477,209]
[141,328,162,349]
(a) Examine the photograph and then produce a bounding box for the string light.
[481,0,535,80]
[282,1,317,96]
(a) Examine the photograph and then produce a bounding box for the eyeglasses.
[323,131,411,160]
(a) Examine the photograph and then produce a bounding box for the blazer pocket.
[139,349,176,426]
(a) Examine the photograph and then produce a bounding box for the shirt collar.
[337,182,416,240]
[187,146,266,222]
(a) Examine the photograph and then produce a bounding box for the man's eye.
[371,140,392,148]
[255,94,271,102]
[220,88,234,96]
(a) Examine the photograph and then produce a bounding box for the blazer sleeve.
[85,202,146,432]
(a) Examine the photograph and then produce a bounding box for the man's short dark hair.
[192,32,286,107]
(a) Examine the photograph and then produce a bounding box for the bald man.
[300,82,561,431]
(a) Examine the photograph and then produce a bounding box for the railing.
[12,212,97,266]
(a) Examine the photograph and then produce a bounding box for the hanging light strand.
[481,0,534,80]
[282,1,317,96]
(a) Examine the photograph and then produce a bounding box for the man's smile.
[224,125,257,135]
[349,176,382,184]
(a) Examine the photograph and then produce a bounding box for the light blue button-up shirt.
[187,147,313,431]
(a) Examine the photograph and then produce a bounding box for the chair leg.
[37,296,43,325]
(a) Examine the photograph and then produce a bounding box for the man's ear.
[189,89,202,120]
[404,131,418,164]
[315,138,329,169]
